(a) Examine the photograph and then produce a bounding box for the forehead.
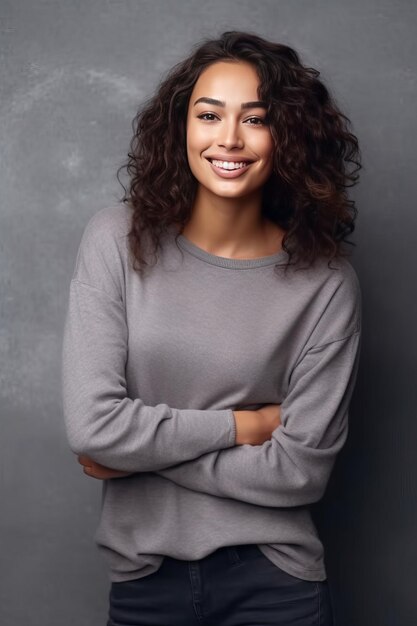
[191,61,260,98]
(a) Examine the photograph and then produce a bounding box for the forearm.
[154,427,339,507]
[62,279,237,473]
[76,408,279,479]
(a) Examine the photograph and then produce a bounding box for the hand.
[77,455,133,480]
[234,403,281,446]
[256,403,282,441]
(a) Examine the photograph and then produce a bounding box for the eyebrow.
[193,97,267,110]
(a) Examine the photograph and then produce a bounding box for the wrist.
[233,410,257,445]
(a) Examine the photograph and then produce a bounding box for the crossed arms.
[63,279,361,508]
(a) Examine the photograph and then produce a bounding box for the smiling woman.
[62,30,362,626]
[115,30,361,271]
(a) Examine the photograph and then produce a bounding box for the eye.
[197,113,218,121]
[245,117,266,126]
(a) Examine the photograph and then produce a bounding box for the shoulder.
[301,255,362,347]
[291,254,361,311]
[81,204,133,244]
[322,256,361,311]
[71,205,133,299]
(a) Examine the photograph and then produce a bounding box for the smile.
[205,158,253,179]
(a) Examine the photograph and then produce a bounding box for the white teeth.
[211,159,249,170]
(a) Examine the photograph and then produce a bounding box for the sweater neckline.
[176,232,288,269]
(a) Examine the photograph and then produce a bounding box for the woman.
[62,30,362,626]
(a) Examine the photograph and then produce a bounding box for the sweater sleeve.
[155,330,362,507]
[155,266,362,508]
[60,209,236,472]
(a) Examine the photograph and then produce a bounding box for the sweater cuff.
[226,409,237,447]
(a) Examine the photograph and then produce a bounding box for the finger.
[78,454,93,466]
[83,463,108,479]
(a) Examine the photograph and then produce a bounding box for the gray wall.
[1,1,416,624]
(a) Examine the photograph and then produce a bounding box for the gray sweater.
[61,205,362,583]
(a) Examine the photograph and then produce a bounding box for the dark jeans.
[107,543,334,626]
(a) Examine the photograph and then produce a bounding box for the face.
[186,60,275,201]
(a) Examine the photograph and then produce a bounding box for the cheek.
[187,123,210,152]
[261,134,275,160]
[186,127,205,177]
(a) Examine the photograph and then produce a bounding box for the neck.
[180,187,284,259]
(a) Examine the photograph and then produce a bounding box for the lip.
[205,157,253,179]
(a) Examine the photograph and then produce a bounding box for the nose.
[217,117,244,150]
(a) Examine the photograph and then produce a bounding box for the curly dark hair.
[116,30,362,275]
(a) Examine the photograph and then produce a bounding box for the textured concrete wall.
[1,1,416,624]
